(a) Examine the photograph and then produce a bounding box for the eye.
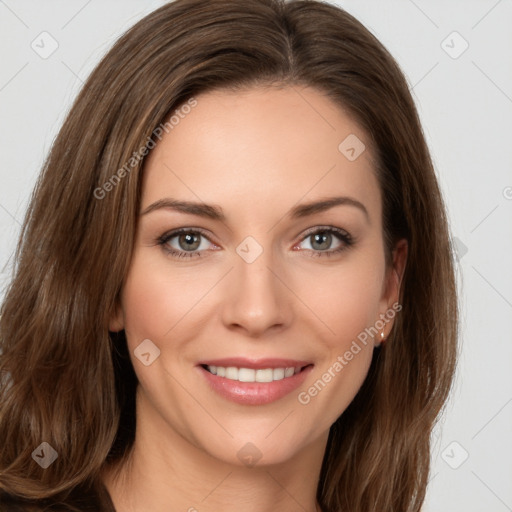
[158,228,217,258]
[295,226,353,257]
[157,225,353,260]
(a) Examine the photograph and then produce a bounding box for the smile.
[197,358,314,405]
[204,365,303,382]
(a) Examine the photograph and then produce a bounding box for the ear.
[108,300,125,332]
[376,238,408,345]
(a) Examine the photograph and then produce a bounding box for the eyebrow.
[141,196,369,222]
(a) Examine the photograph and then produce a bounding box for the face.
[110,86,405,467]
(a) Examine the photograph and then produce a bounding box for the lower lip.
[198,365,314,405]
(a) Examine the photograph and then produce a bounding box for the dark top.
[0,481,116,512]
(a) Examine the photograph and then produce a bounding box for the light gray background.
[1,1,511,510]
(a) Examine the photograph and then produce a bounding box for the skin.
[103,85,407,512]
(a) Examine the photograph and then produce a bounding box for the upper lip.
[198,357,313,370]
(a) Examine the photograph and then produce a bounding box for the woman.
[0,0,458,510]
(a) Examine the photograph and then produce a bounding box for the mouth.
[197,358,314,405]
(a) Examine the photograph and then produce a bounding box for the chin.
[194,428,316,469]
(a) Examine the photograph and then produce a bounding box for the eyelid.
[159,226,215,242]
[297,225,352,242]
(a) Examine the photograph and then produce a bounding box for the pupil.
[312,232,331,250]
[179,233,200,251]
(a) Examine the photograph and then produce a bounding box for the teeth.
[273,368,285,380]
[284,367,295,378]
[255,368,273,382]
[225,367,238,380]
[206,365,302,382]
[239,368,256,382]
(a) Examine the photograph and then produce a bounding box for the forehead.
[140,86,380,224]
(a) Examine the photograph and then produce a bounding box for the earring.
[380,331,386,345]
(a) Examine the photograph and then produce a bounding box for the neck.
[102,386,327,512]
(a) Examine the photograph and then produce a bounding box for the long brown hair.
[0,1,458,510]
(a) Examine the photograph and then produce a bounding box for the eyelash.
[157,226,353,259]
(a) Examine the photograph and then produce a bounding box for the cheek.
[120,252,203,345]
[299,255,385,348]
[294,262,382,426]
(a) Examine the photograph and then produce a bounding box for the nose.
[220,245,292,337]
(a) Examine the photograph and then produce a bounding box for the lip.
[197,358,314,406]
